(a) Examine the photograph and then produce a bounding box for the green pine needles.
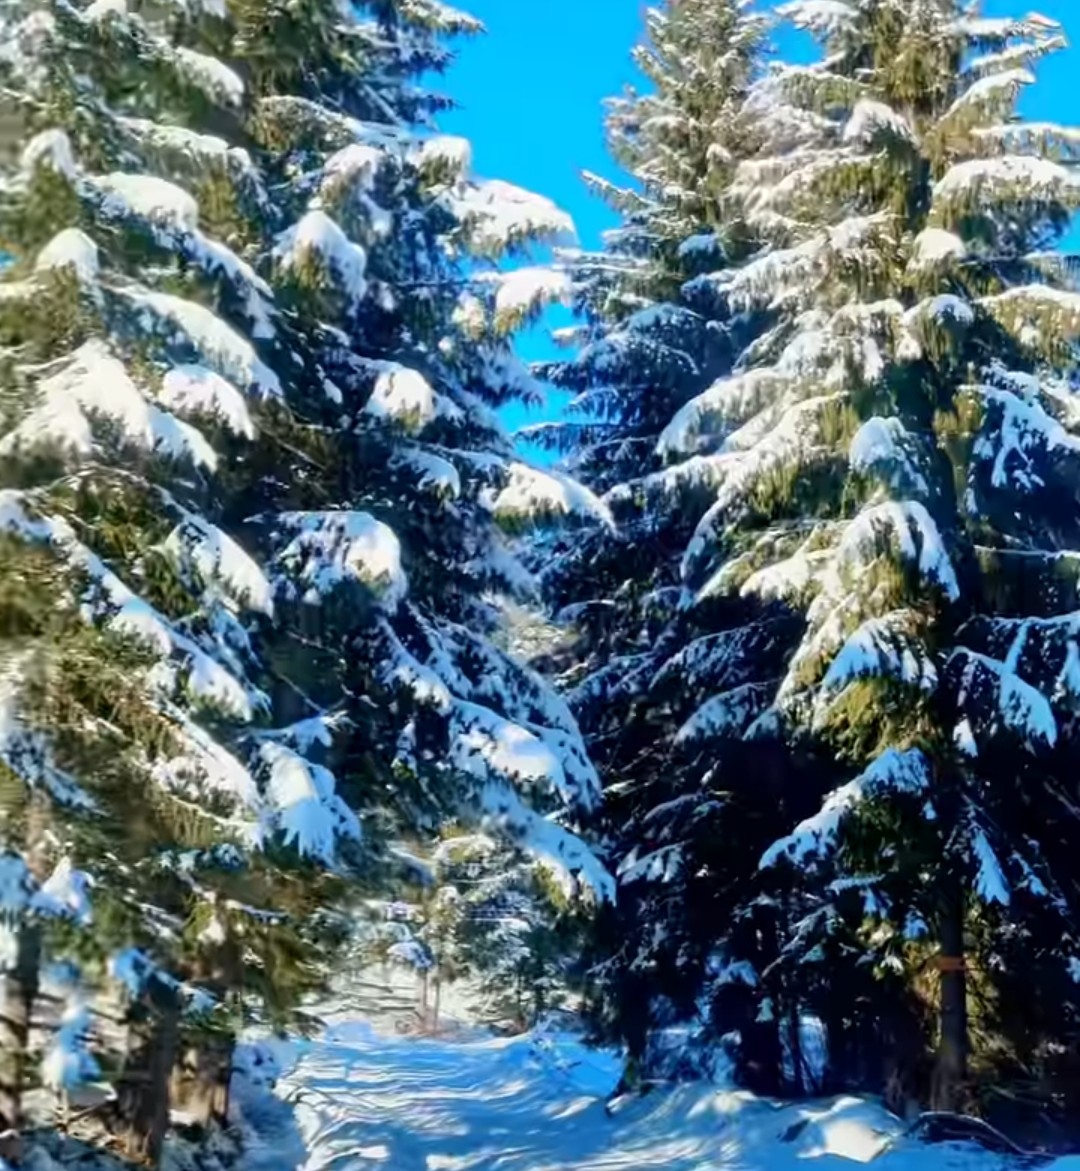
[543,0,1080,1121]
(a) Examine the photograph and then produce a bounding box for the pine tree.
[0,0,611,1157]
[547,0,1080,1115]
[0,0,357,1153]
[353,828,589,1033]
[528,0,807,1087]
[239,0,614,898]
[652,0,1080,1113]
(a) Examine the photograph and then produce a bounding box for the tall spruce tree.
[0,0,609,1160]
[0,0,363,1155]
[238,0,613,897]
[633,0,1080,1114]
[529,0,811,1088]
[548,0,1080,1116]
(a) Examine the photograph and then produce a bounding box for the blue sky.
[441,1,1079,437]
[440,0,640,437]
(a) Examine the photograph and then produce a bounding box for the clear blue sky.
[440,0,641,440]
[441,0,1079,438]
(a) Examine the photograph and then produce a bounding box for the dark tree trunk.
[932,887,967,1111]
[0,924,41,1145]
[169,1032,235,1131]
[610,969,651,1099]
[787,998,804,1096]
[2,798,49,1155]
[114,979,182,1166]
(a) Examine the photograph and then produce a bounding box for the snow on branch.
[151,708,261,817]
[908,227,967,271]
[675,681,773,745]
[657,368,784,458]
[980,284,1080,349]
[965,807,1012,908]
[933,155,1080,223]
[944,69,1035,123]
[35,228,100,287]
[2,491,265,720]
[273,511,407,609]
[947,648,1057,752]
[0,648,94,812]
[401,0,484,35]
[319,142,385,201]
[698,214,891,311]
[837,500,960,601]
[91,170,276,338]
[362,359,463,431]
[676,394,845,581]
[776,0,856,38]
[0,340,217,469]
[173,45,244,107]
[485,266,572,330]
[163,511,274,616]
[33,858,93,925]
[450,700,566,795]
[0,853,92,926]
[126,290,282,398]
[950,13,1064,47]
[390,445,462,499]
[973,121,1080,158]
[843,100,914,146]
[760,748,931,870]
[259,742,361,864]
[735,533,839,608]
[819,609,938,705]
[273,210,368,307]
[448,179,575,256]
[971,380,1080,492]
[21,129,77,179]
[477,782,613,902]
[158,365,255,439]
[849,416,930,496]
[492,463,614,530]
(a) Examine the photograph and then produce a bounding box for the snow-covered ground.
[230,1022,1079,1171]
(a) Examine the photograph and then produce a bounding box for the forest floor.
[229,1021,1075,1171]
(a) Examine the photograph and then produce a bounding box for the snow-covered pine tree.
[531,0,767,490]
[524,0,815,1086]
[0,0,360,1154]
[351,829,589,1033]
[655,0,1080,1111]
[433,834,590,1030]
[0,0,611,1153]
[241,1,614,899]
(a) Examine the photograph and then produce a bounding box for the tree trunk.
[114,979,181,1166]
[533,969,545,1027]
[169,1032,234,1131]
[432,976,441,1035]
[2,797,49,1151]
[932,887,967,1112]
[788,998,804,1096]
[0,924,41,1142]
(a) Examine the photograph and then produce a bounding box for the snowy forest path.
[237,1023,1024,1171]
